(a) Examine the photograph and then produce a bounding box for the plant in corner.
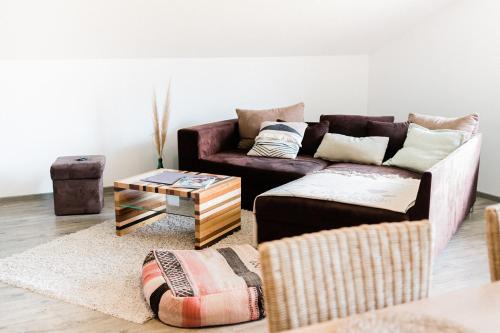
[152,82,171,169]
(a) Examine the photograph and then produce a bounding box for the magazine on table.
[172,175,219,189]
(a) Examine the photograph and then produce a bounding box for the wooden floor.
[0,192,496,333]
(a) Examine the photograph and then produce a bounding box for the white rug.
[0,210,256,324]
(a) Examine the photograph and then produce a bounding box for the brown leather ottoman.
[50,155,106,215]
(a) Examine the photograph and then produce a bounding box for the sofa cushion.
[384,123,467,173]
[248,121,308,159]
[302,121,329,155]
[320,114,394,137]
[236,103,304,149]
[201,149,330,178]
[408,112,479,139]
[366,121,410,161]
[200,149,330,209]
[314,133,389,166]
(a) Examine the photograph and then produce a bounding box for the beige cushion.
[384,123,467,172]
[408,113,479,139]
[314,133,389,165]
[236,103,304,148]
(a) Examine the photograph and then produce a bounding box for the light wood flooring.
[0,192,497,333]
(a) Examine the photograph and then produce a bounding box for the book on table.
[141,171,188,185]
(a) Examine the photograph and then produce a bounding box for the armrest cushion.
[178,119,239,171]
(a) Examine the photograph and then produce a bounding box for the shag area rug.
[0,210,256,324]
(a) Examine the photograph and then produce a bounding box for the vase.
[157,157,164,169]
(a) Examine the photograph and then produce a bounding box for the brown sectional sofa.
[178,116,481,253]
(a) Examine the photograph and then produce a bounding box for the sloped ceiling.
[1,0,457,59]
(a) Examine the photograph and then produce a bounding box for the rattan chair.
[486,204,500,281]
[259,220,433,333]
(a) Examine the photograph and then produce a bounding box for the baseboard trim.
[2,188,499,204]
[0,187,114,204]
[477,191,500,203]
[0,192,53,203]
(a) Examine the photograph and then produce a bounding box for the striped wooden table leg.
[114,188,167,236]
[194,179,241,249]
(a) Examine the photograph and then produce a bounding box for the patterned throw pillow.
[247,121,308,159]
[142,245,264,328]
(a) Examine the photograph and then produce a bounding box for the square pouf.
[50,155,105,215]
[142,245,265,327]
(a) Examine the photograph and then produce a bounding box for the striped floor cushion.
[141,244,265,327]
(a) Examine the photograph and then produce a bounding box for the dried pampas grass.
[152,91,161,157]
[152,81,172,168]
[160,82,171,154]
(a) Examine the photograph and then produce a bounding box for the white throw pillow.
[314,133,389,165]
[247,121,308,159]
[383,123,467,172]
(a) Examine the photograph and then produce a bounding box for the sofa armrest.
[178,119,239,171]
[418,134,482,254]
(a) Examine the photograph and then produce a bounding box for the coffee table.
[114,169,241,249]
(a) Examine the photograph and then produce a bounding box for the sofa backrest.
[319,114,394,137]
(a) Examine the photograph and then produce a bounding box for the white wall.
[1,0,455,58]
[368,0,500,196]
[0,56,369,197]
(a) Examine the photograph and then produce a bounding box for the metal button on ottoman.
[50,155,106,215]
